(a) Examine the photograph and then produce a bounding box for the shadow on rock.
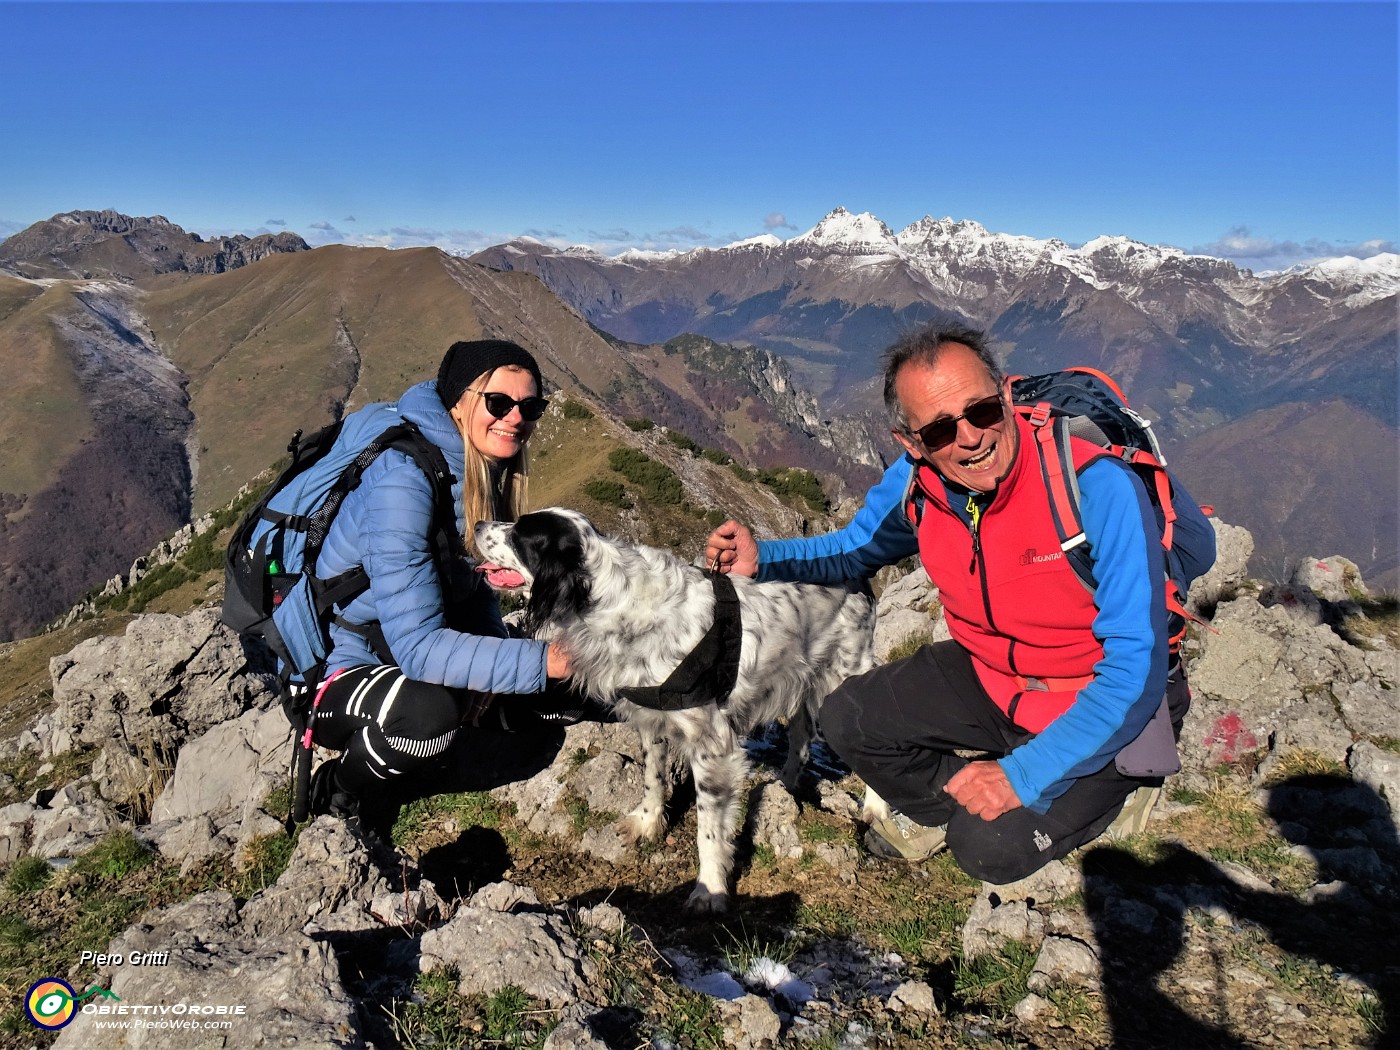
[414,825,514,900]
[1085,773,1399,1049]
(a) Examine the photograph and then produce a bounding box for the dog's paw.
[617,809,666,845]
[683,884,731,914]
[860,785,892,824]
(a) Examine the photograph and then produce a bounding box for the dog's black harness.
[617,571,742,711]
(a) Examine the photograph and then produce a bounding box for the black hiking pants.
[821,640,1189,884]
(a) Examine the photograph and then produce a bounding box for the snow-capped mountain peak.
[794,207,897,252]
[895,215,992,243]
[1270,252,1400,307]
[722,234,784,251]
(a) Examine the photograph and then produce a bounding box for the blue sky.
[3,1,1396,271]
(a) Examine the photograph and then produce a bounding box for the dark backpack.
[221,402,459,821]
[1008,367,1214,652]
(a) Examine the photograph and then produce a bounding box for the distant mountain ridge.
[0,207,1394,638]
[0,212,883,641]
[471,207,1398,589]
[470,207,1399,434]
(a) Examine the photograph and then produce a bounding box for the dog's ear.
[512,511,592,632]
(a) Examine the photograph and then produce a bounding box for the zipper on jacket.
[966,494,982,574]
[964,493,1001,637]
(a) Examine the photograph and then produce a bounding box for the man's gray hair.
[881,322,1004,432]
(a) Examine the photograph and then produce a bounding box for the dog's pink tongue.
[477,563,526,589]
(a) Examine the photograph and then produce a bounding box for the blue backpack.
[222,402,459,682]
[221,403,459,821]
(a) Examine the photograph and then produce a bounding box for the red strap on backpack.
[1019,393,1087,556]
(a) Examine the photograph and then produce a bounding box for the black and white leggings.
[309,665,470,800]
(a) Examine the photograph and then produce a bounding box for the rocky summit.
[0,209,309,280]
[0,514,1395,1048]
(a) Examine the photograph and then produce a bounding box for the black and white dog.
[474,508,876,913]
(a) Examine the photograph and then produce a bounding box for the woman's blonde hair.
[452,365,532,551]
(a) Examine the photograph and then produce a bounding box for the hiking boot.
[307,757,340,818]
[309,758,398,844]
[1106,785,1161,841]
[864,810,948,861]
[330,790,400,846]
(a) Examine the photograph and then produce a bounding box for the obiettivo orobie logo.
[24,978,119,1030]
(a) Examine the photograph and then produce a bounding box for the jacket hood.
[398,380,466,468]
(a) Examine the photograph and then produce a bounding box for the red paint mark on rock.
[1204,713,1258,763]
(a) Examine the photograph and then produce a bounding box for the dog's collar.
[616,571,742,711]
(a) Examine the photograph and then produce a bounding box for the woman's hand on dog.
[706,520,759,577]
[546,642,573,680]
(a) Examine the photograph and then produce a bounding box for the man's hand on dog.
[947,761,1023,821]
[706,520,760,577]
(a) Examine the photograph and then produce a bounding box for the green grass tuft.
[4,856,52,896]
[73,831,155,880]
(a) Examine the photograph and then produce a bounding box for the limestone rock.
[56,934,363,1049]
[148,706,292,866]
[962,895,1046,960]
[239,818,394,939]
[55,888,360,1049]
[1334,680,1398,739]
[873,566,951,660]
[1349,741,1400,823]
[470,880,541,913]
[418,904,599,1006]
[44,609,278,807]
[1187,517,1254,612]
[716,993,782,1049]
[493,722,646,853]
[29,783,124,859]
[1026,936,1100,992]
[748,780,803,860]
[887,979,937,1014]
[1292,556,1367,604]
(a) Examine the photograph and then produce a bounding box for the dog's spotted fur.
[475,508,876,912]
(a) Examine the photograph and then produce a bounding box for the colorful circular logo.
[25,978,77,1029]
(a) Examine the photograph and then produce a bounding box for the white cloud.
[573,224,746,254]
[265,218,287,227]
[763,212,797,231]
[304,222,346,246]
[343,215,357,223]
[1190,226,1397,272]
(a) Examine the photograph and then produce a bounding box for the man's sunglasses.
[475,391,550,422]
[912,394,1005,450]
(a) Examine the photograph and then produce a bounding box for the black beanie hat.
[436,339,544,411]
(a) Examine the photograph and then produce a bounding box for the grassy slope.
[0,280,93,496]
[142,246,485,513]
[140,245,653,517]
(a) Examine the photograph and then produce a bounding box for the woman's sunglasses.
[913,394,1005,450]
[476,391,550,422]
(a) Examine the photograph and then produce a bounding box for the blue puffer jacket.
[316,381,549,694]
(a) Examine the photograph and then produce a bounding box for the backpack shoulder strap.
[1025,408,1088,558]
[317,422,462,659]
